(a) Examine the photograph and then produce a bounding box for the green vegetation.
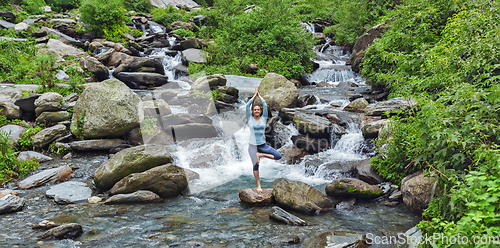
[124,0,153,13]
[79,0,128,42]
[20,0,47,15]
[175,29,195,38]
[152,6,190,27]
[0,132,40,184]
[141,116,158,136]
[359,0,500,244]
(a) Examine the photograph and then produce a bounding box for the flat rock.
[0,19,15,29]
[68,139,126,151]
[34,92,63,107]
[0,124,26,145]
[50,18,76,24]
[45,39,87,58]
[270,206,307,226]
[35,102,63,116]
[0,194,24,214]
[35,111,71,124]
[46,181,92,204]
[17,151,53,163]
[40,27,84,48]
[364,97,416,116]
[105,190,163,204]
[170,123,219,141]
[181,48,207,63]
[40,223,83,240]
[303,230,367,248]
[239,188,275,206]
[32,124,67,147]
[0,189,18,198]
[149,0,199,9]
[32,220,59,230]
[115,72,168,87]
[18,166,72,189]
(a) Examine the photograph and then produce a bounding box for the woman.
[246,87,282,192]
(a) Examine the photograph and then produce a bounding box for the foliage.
[193,0,315,79]
[365,0,500,244]
[18,126,43,151]
[124,0,153,13]
[0,0,9,8]
[70,109,85,140]
[35,52,57,88]
[152,6,190,27]
[20,0,47,15]
[141,116,158,136]
[174,29,195,38]
[130,29,144,37]
[46,0,79,11]
[211,89,225,101]
[79,0,128,41]
[0,132,39,184]
[0,39,43,84]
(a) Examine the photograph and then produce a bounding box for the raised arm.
[246,99,254,121]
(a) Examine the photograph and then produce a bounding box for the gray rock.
[105,190,163,204]
[0,194,24,214]
[293,112,332,138]
[362,119,390,139]
[0,101,21,120]
[343,98,369,113]
[55,70,69,81]
[110,164,188,198]
[14,94,40,112]
[46,181,92,204]
[63,93,79,103]
[35,111,71,124]
[32,124,67,147]
[40,27,84,48]
[259,73,299,111]
[17,151,53,163]
[401,172,438,213]
[139,100,171,121]
[191,74,226,92]
[44,38,87,58]
[170,123,219,142]
[0,125,26,145]
[61,101,76,111]
[149,0,199,8]
[0,36,28,42]
[40,223,83,240]
[0,88,22,103]
[68,139,126,151]
[278,145,309,164]
[34,92,63,108]
[239,188,274,206]
[70,79,141,139]
[303,230,367,248]
[325,178,382,199]
[23,19,37,25]
[183,168,199,181]
[93,144,173,190]
[14,22,30,32]
[115,72,168,87]
[41,5,51,13]
[273,178,338,214]
[35,102,63,116]
[50,18,76,24]
[270,206,307,226]
[290,135,329,154]
[355,158,384,185]
[18,166,72,189]
[160,113,212,130]
[79,56,109,82]
[364,97,416,116]
[0,19,15,29]
[405,226,423,248]
[181,48,208,63]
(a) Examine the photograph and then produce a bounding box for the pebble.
[87,196,102,204]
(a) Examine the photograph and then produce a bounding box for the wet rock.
[268,235,302,246]
[46,181,92,204]
[337,81,358,88]
[297,92,317,108]
[35,111,71,124]
[215,85,238,98]
[0,194,24,214]
[239,188,275,206]
[405,226,423,248]
[305,160,357,179]
[355,159,384,185]
[191,74,226,92]
[68,139,126,151]
[0,101,21,119]
[14,94,40,112]
[180,38,208,50]
[362,119,390,139]
[278,145,309,164]
[35,102,63,116]
[70,79,141,139]
[40,223,83,240]
[259,73,299,111]
[32,124,67,147]
[325,178,382,199]
[110,164,188,198]
[364,97,416,116]
[32,220,59,230]
[139,99,171,121]
[44,39,87,57]
[270,206,307,226]
[183,168,199,181]
[17,151,53,163]
[115,72,169,87]
[87,196,102,203]
[160,113,213,129]
[401,172,438,213]
[181,48,208,64]
[105,190,163,204]
[273,178,338,214]
[34,92,63,107]
[293,112,332,138]
[336,198,356,210]
[169,123,219,142]
[343,98,369,113]
[94,144,172,190]
[388,190,402,201]
[291,135,329,154]
[303,230,367,248]
[0,189,18,198]
[79,56,109,82]
[0,124,26,146]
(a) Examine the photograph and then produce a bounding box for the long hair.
[251,103,263,117]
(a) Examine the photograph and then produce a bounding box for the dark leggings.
[248,143,282,171]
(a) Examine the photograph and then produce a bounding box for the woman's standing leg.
[248,144,262,192]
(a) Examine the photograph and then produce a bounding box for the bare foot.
[256,187,263,193]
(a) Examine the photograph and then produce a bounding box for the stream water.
[0,25,421,247]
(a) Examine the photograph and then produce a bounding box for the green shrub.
[0,132,40,184]
[152,6,189,27]
[124,0,153,13]
[174,29,195,38]
[35,52,57,88]
[17,126,43,151]
[79,0,128,41]
[20,0,47,15]
[46,0,79,11]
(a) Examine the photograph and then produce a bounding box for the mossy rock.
[325,178,382,199]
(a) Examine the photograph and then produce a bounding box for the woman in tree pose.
[246,87,282,192]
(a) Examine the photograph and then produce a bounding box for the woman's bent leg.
[257,144,282,160]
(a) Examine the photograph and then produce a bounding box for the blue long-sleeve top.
[246,98,268,145]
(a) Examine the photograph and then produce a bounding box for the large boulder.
[293,112,332,138]
[401,172,438,213]
[115,72,169,88]
[355,159,384,185]
[32,124,67,147]
[191,74,226,92]
[181,48,208,64]
[364,97,416,116]
[349,21,390,73]
[79,56,109,82]
[273,178,338,214]
[110,164,188,198]
[258,73,299,111]
[93,144,173,190]
[105,190,163,204]
[325,178,382,199]
[343,98,369,113]
[45,39,87,58]
[169,123,219,142]
[70,79,141,139]
[238,188,275,206]
[34,92,63,107]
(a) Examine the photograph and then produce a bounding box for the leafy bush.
[79,0,128,41]
[0,39,51,84]
[0,132,39,184]
[20,0,47,15]
[45,0,79,11]
[17,126,43,151]
[124,0,153,13]
[35,52,57,88]
[152,6,190,27]
[174,29,195,38]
